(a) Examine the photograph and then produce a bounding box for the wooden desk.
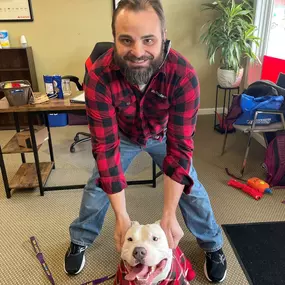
[0,93,161,198]
[0,94,86,113]
[0,93,86,198]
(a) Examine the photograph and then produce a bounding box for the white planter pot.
[217,67,244,88]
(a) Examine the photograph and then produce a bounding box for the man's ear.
[163,29,167,42]
[131,221,140,226]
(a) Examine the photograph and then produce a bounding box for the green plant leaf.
[200,0,261,70]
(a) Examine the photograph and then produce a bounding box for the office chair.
[61,75,91,153]
[64,42,114,153]
[277,73,285,88]
[222,108,285,175]
[221,72,285,175]
[65,42,162,187]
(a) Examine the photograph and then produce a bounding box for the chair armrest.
[255,109,285,115]
[251,109,285,130]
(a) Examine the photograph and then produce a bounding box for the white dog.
[114,221,195,285]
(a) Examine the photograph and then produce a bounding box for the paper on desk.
[70,92,85,103]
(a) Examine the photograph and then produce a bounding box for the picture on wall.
[113,0,121,10]
[0,0,33,22]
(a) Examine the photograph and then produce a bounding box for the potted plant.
[200,0,261,88]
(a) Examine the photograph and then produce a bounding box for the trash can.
[48,113,68,127]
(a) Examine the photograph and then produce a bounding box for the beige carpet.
[0,115,284,285]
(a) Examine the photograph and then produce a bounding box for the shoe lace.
[69,243,86,255]
[206,252,226,265]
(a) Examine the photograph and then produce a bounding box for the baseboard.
[198,107,228,115]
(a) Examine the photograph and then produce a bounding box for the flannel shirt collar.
[109,40,171,76]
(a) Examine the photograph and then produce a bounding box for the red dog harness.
[114,247,196,285]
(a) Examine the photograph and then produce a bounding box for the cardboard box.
[16,126,48,148]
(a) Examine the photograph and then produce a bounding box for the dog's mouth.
[124,259,167,284]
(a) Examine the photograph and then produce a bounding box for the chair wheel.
[70,146,75,153]
[74,135,80,142]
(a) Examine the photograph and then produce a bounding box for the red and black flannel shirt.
[84,41,200,195]
[114,246,196,285]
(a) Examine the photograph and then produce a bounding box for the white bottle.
[20,35,27,48]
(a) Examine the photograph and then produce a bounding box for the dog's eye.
[127,237,133,242]
[153,236,159,241]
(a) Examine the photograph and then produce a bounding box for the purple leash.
[81,273,116,285]
[30,236,114,285]
[30,236,56,285]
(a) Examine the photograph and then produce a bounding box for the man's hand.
[161,175,185,249]
[108,190,131,252]
[160,214,184,249]
[114,213,132,252]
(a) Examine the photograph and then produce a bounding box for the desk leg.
[43,112,55,169]
[0,146,11,198]
[28,113,44,196]
[13,112,26,164]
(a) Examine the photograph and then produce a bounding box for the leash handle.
[81,273,116,285]
[30,236,55,285]
[225,168,247,182]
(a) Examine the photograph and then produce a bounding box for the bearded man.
[64,0,227,283]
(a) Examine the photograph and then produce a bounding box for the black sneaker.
[64,242,87,275]
[204,248,227,283]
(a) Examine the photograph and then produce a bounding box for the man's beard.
[114,43,165,85]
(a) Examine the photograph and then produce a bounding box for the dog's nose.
[132,247,147,260]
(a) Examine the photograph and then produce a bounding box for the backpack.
[263,131,285,187]
[244,80,285,98]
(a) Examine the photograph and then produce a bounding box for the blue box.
[48,113,68,127]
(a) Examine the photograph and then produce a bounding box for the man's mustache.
[123,54,154,62]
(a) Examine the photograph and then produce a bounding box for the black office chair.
[65,42,162,187]
[64,42,114,153]
[277,72,285,88]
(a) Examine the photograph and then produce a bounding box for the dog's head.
[121,221,172,284]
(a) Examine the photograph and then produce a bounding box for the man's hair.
[112,0,166,37]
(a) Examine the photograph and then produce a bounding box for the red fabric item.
[261,56,285,83]
[114,247,196,285]
[84,41,200,195]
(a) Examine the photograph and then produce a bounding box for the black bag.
[244,80,285,98]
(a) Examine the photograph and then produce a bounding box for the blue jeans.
[69,133,223,252]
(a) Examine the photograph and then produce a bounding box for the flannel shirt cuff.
[96,175,128,194]
[163,156,194,195]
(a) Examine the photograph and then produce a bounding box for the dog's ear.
[131,221,140,226]
[155,220,161,225]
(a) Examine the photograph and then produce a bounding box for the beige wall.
[1,0,218,108]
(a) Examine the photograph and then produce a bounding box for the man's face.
[114,7,165,85]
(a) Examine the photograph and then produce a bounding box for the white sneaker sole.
[64,254,86,275]
[204,261,227,283]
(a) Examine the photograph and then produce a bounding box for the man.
[64,0,227,283]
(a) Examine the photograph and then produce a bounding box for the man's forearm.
[163,175,184,216]
[108,190,128,218]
